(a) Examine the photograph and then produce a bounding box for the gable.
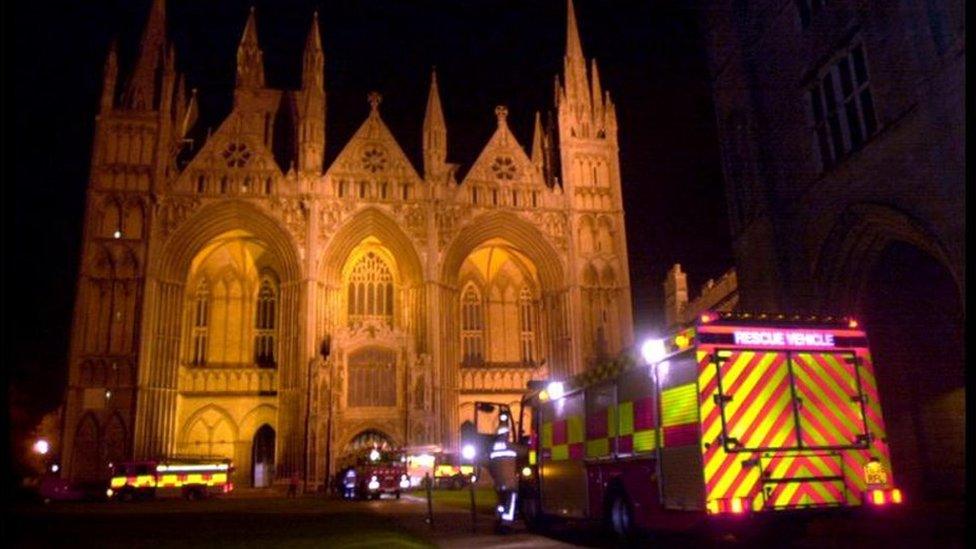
[461,117,539,187]
[325,111,422,185]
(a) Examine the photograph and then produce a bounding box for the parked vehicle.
[518,312,902,538]
[339,448,409,500]
[107,458,234,501]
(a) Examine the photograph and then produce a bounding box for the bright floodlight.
[641,338,666,364]
[33,439,50,455]
[546,381,565,401]
[369,448,381,462]
[461,443,477,461]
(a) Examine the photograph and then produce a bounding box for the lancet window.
[460,283,485,366]
[190,280,209,365]
[254,277,277,367]
[347,252,394,326]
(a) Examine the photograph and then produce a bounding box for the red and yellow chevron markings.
[699,344,895,511]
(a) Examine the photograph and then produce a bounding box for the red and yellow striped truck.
[518,312,901,537]
[107,458,234,501]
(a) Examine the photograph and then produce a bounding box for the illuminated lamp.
[700,312,714,323]
[32,439,49,455]
[546,381,565,401]
[848,319,859,329]
[730,497,744,514]
[521,466,532,478]
[461,444,477,461]
[891,489,903,504]
[538,389,550,402]
[369,448,381,462]
[674,334,690,348]
[871,489,885,505]
[113,230,122,239]
[641,339,666,365]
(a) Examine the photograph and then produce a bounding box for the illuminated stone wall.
[61,0,634,489]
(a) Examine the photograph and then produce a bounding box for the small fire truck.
[339,448,409,500]
[107,457,234,501]
[518,312,901,537]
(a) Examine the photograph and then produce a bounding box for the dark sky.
[7,0,731,421]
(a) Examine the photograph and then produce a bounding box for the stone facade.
[700,1,964,498]
[662,264,738,331]
[61,0,634,489]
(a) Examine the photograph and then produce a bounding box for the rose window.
[491,156,516,180]
[361,146,388,173]
[222,142,252,168]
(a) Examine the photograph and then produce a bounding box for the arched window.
[460,284,484,366]
[347,252,394,326]
[519,286,535,365]
[191,280,209,365]
[254,278,277,367]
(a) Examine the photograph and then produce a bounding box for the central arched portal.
[344,429,397,456]
[252,424,276,488]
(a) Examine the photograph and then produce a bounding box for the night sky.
[7,0,731,425]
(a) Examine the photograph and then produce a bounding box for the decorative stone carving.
[156,196,201,238]
[269,196,308,250]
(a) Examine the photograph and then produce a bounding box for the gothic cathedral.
[63,0,633,488]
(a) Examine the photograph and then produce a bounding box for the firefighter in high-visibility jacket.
[487,412,523,533]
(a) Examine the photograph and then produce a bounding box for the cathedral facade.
[62,0,633,488]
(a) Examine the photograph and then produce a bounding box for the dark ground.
[2,489,966,548]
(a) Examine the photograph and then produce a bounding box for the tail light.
[730,497,744,514]
[891,489,903,504]
[871,489,886,505]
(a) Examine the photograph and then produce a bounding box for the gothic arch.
[179,403,240,443]
[123,198,145,239]
[102,412,128,466]
[441,210,565,290]
[812,203,959,312]
[154,200,303,283]
[239,403,278,441]
[71,413,100,480]
[318,207,423,286]
[100,198,122,238]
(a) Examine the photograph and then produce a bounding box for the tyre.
[520,493,547,533]
[185,487,204,501]
[395,491,401,500]
[451,476,464,490]
[608,490,636,541]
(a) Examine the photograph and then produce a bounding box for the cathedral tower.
[557,0,633,369]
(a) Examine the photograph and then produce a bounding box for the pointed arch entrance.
[344,429,397,457]
[252,424,276,488]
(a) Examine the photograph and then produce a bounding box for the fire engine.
[517,312,902,537]
[339,447,409,500]
[107,457,234,501]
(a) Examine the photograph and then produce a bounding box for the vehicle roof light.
[848,319,859,329]
[546,381,565,401]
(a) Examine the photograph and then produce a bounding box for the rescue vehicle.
[404,449,473,489]
[518,312,902,538]
[339,447,409,500]
[107,457,234,501]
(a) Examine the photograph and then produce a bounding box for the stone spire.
[531,111,544,168]
[298,11,326,174]
[302,11,324,91]
[423,68,447,179]
[100,39,118,113]
[563,0,590,107]
[236,7,265,89]
[122,0,167,111]
[590,58,604,126]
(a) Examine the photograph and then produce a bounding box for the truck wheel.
[520,493,547,532]
[608,491,636,541]
[185,488,203,501]
[395,491,401,500]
